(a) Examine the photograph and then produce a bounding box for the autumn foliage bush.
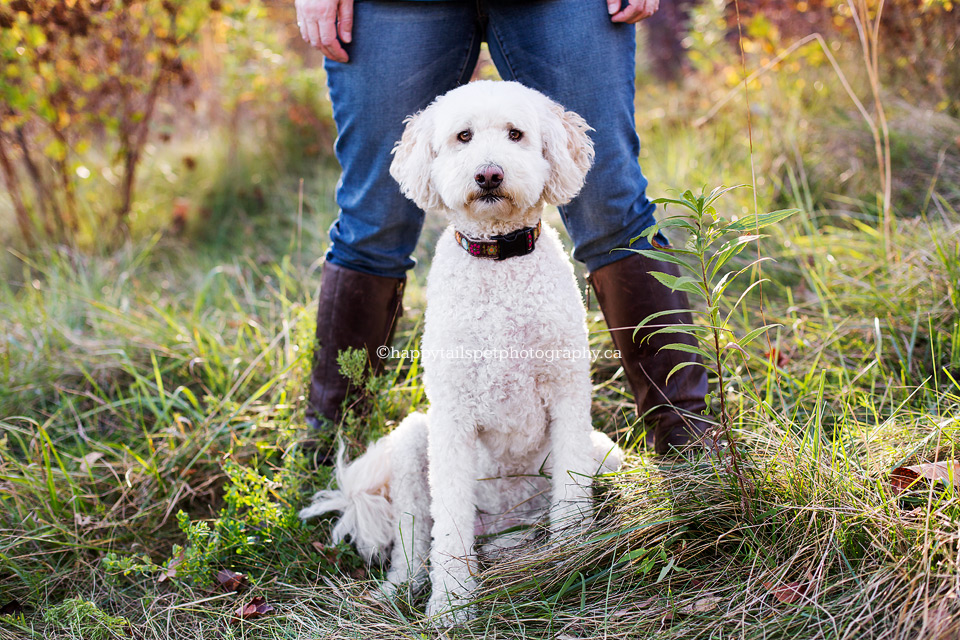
[0,0,332,249]
[0,0,218,245]
[731,0,959,113]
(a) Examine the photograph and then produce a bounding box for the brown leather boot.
[588,253,709,454]
[306,262,405,431]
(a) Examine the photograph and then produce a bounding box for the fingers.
[297,10,308,42]
[610,0,659,23]
[338,0,353,44]
[317,10,349,62]
[306,19,321,49]
[295,0,351,62]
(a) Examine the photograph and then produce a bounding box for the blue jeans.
[324,0,663,278]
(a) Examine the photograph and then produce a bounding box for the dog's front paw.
[372,579,399,603]
[427,587,476,627]
[375,575,428,605]
[549,499,593,535]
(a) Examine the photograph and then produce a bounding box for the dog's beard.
[466,189,516,216]
[469,189,508,204]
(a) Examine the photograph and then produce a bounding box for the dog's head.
[390,81,594,233]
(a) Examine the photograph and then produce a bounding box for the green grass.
[2,31,960,640]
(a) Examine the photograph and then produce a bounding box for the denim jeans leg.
[484,0,664,271]
[323,3,482,278]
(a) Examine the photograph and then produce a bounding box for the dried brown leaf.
[680,595,722,614]
[890,461,960,495]
[74,512,94,527]
[349,567,367,580]
[79,451,104,473]
[762,580,809,604]
[157,550,185,584]
[233,596,274,622]
[216,569,247,592]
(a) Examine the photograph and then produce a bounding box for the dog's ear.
[390,107,447,213]
[541,101,595,206]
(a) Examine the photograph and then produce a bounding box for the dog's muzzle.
[474,164,504,191]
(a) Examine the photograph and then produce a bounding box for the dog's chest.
[422,229,579,355]
[420,226,587,459]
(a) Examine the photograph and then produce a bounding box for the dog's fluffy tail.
[298,436,395,563]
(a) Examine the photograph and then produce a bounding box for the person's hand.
[608,0,659,23]
[295,0,353,62]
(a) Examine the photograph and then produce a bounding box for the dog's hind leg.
[380,412,432,598]
[589,430,624,475]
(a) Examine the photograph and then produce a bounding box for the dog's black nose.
[475,164,503,190]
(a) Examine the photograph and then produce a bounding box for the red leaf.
[762,580,809,604]
[890,461,960,496]
[216,569,247,592]
[890,466,921,495]
[233,596,274,622]
[765,348,789,367]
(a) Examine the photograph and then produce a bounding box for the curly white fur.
[300,81,623,625]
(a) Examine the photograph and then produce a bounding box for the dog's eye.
[457,130,472,143]
[508,129,523,142]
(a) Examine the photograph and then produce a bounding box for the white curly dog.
[300,80,623,625]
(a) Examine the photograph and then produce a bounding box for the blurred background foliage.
[0,0,333,250]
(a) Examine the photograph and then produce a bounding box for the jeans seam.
[455,24,481,85]
[487,20,519,83]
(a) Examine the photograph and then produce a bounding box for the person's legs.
[308,3,483,435]
[484,0,659,270]
[485,1,709,452]
[324,1,482,278]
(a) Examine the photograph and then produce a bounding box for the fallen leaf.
[311,541,340,565]
[216,569,247,592]
[79,451,104,473]
[0,599,23,616]
[349,567,367,580]
[680,595,722,614]
[157,550,185,584]
[762,580,809,604]
[890,461,960,495]
[765,348,789,367]
[233,596,274,622]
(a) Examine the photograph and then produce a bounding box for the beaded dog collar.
[454,221,542,261]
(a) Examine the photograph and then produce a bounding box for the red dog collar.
[454,221,542,260]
